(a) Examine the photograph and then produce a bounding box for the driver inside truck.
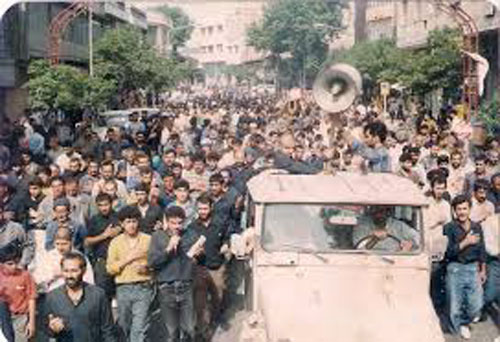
[353,206,421,252]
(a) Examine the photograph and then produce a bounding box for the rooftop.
[247,172,429,206]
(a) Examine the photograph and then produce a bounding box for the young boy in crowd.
[0,244,37,342]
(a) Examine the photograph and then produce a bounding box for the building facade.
[138,0,267,85]
[331,0,500,99]
[0,1,148,118]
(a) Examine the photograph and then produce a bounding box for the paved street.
[444,317,498,342]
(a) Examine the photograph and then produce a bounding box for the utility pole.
[88,2,93,77]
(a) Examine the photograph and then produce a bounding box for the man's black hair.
[197,193,213,207]
[473,179,490,192]
[0,241,23,263]
[363,121,388,143]
[28,176,43,187]
[475,154,488,163]
[430,174,447,189]
[134,183,149,193]
[117,205,142,222]
[60,251,87,271]
[95,193,112,204]
[209,173,224,185]
[399,152,412,163]
[451,194,471,210]
[437,155,450,164]
[174,179,190,191]
[165,205,186,220]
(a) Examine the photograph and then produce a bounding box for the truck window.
[262,204,422,254]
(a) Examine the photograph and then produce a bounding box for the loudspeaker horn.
[313,63,362,114]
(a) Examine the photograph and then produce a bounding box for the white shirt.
[32,248,94,293]
[470,198,495,223]
[423,197,452,260]
[482,214,499,256]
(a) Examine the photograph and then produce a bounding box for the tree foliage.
[155,5,193,54]
[28,26,196,112]
[247,0,343,87]
[93,26,193,105]
[336,28,462,97]
[27,59,115,112]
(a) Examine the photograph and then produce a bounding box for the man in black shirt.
[444,194,487,339]
[188,194,231,338]
[84,193,120,300]
[147,206,202,342]
[133,184,163,234]
[43,252,117,342]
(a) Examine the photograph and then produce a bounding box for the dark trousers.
[193,265,227,337]
[430,261,447,314]
[158,281,194,342]
[0,300,14,342]
[93,258,116,300]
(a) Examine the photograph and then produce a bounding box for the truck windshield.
[262,204,422,254]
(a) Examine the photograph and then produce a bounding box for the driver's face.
[371,207,389,227]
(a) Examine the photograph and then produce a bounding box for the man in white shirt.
[470,179,495,224]
[423,175,452,316]
[448,150,466,198]
[33,227,94,293]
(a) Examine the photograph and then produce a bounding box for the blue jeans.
[446,262,484,334]
[116,283,153,342]
[158,281,194,342]
[0,300,14,342]
[484,257,500,306]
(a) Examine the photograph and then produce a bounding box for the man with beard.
[84,193,120,301]
[91,161,128,200]
[463,154,490,197]
[470,179,495,224]
[79,159,100,196]
[147,206,203,342]
[189,195,231,340]
[423,176,452,316]
[448,150,466,198]
[397,152,424,188]
[43,252,117,342]
[353,206,420,252]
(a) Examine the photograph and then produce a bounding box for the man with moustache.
[444,195,487,339]
[43,252,117,342]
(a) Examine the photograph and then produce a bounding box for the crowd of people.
[0,87,498,342]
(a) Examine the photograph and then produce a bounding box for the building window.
[208,26,213,35]
[218,25,223,32]
[227,46,233,53]
[208,45,214,53]
[201,46,207,53]
[234,45,239,53]
[217,44,223,52]
[201,27,206,35]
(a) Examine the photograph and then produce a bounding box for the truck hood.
[255,254,444,342]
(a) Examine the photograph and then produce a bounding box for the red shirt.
[0,265,37,315]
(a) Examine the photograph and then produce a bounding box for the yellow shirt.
[106,232,151,284]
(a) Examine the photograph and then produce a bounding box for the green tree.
[94,26,186,106]
[335,28,461,98]
[155,5,193,54]
[247,0,343,88]
[28,59,116,113]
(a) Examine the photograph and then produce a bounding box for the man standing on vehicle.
[444,194,487,340]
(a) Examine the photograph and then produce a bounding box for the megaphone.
[313,63,362,114]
